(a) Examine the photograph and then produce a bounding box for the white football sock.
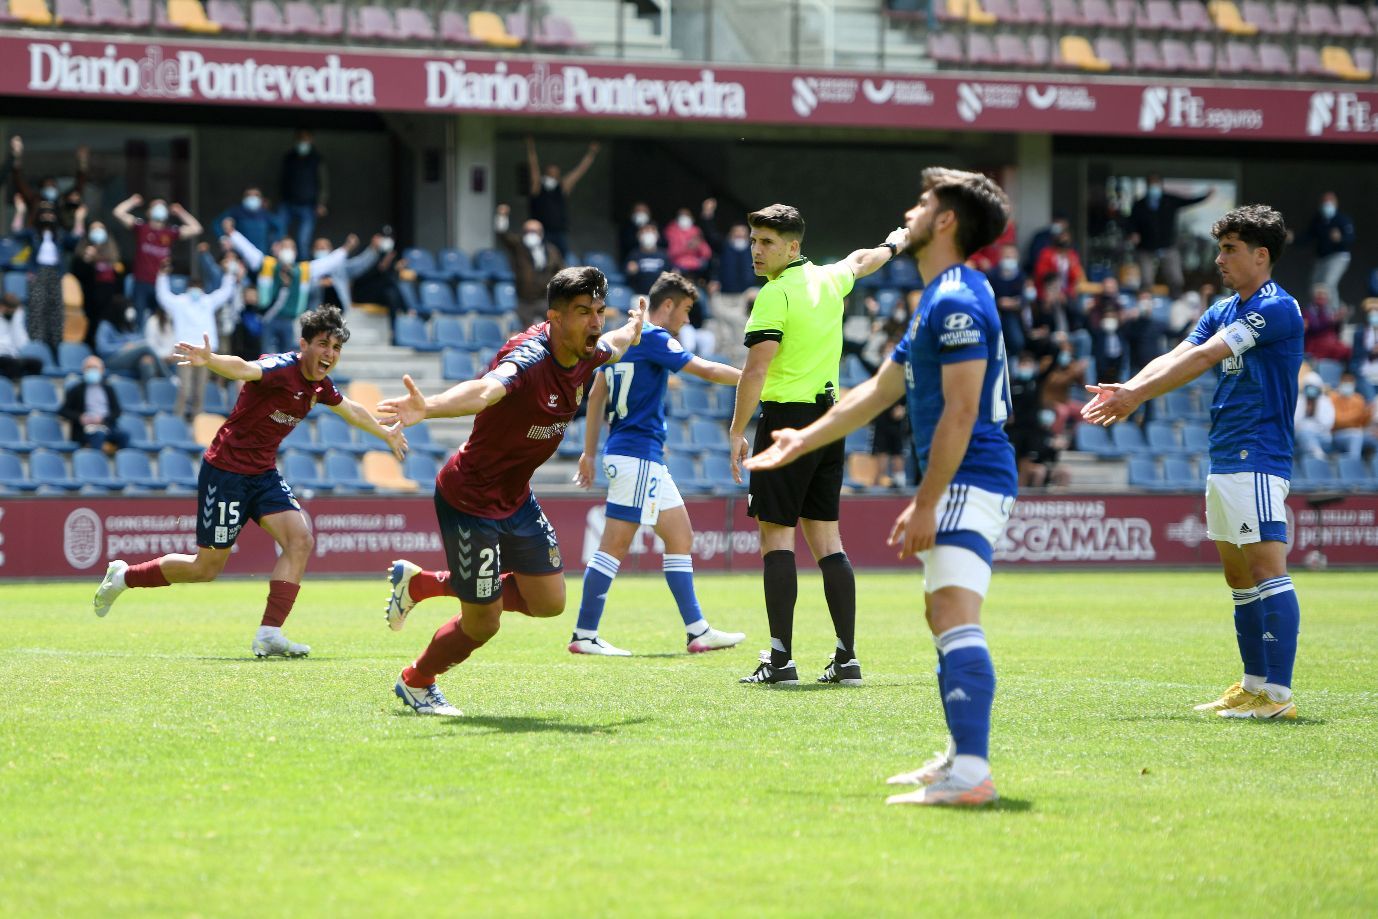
[1242,673,1266,693]
[950,754,990,785]
[1262,682,1292,702]
[573,628,597,641]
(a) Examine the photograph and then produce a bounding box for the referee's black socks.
[819,551,857,661]
[762,549,797,668]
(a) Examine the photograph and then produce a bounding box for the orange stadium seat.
[1321,46,1372,81]
[1058,35,1112,71]
[168,0,221,32]
[468,10,522,47]
[10,0,56,24]
[193,413,226,448]
[346,381,383,411]
[362,451,418,492]
[1208,0,1259,35]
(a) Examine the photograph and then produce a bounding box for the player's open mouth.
[317,359,333,374]
[584,334,598,350]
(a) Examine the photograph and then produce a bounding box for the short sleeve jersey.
[891,264,1017,498]
[1186,280,1303,477]
[133,223,181,284]
[743,258,853,403]
[601,324,694,464]
[203,351,343,475]
[436,322,614,519]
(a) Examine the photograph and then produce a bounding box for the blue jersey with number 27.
[601,324,694,464]
[890,264,1017,499]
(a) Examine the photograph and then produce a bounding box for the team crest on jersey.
[548,545,561,568]
[575,383,584,404]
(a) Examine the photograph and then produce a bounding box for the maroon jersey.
[133,223,181,283]
[204,352,343,475]
[436,323,612,518]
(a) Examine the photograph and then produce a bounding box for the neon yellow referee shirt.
[743,257,854,403]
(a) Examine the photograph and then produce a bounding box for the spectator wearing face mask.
[0,293,43,380]
[618,201,655,263]
[710,221,756,360]
[525,136,599,258]
[94,297,166,381]
[1127,174,1212,297]
[988,243,1027,358]
[664,206,713,283]
[1040,338,1089,435]
[70,220,124,351]
[1090,305,1128,383]
[307,235,382,312]
[1119,292,1165,379]
[1330,371,1374,458]
[112,192,203,323]
[281,129,328,252]
[1300,191,1353,310]
[350,229,404,334]
[1294,372,1335,460]
[156,258,239,420]
[10,194,84,357]
[1302,283,1351,363]
[1352,299,1378,387]
[1007,351,1065,487]
[214,186,284,255]
[1024,211,1069,277]
[495,203,565,328]
[1033,228,1085,303]
[625,223,669,297]
[5,135,90,231]
[59,355,130,456]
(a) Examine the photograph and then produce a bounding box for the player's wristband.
[881,242,898,257]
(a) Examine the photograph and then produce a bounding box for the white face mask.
[1320,202,1337,219]
[639,232,658,249]
[730,237,749,251]
[632,211,649,227]
[1338,383,1356,397]
[41,187,59,202]
[84,368,102,385]
[314,249,331,259]
[542,176,559,191]
[149,205,169,222]
[88,228,108,245]
[243,195,262,211]
[279,248,297,265]
[523,232,542,249]
[378,237,394,253]
[1102,317,1119,333]
[676,215,693,230]
[999,257,1018,274]
[296,141,312,156]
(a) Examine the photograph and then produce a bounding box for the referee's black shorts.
[748,398,844,526]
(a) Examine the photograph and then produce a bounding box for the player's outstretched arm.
[378,372,508,426]
[599,298,645,361]
[842,226,911,280]
[575,371,609,489]
[174,334,263,382]
[745,358,907,473]
[331,397,408,461]
[682,356,742,386]
[1083,337,1228,427]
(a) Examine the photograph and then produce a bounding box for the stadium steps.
[1060,451,1131,489]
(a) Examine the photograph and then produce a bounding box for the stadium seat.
[29,449,80,491]
[433,316,469,350]
[394,6,435,40]
[458,281,495,314]
[841,354,869,389]
[471,317,508,351]
[469,9,521,46]
[0,415,35,453]
[154,413,203,453]
[1127,456,1161,489]
[666,454,703,493]
[324,450,374,492]
[1094,36,1132,70]
[26,412,75,453]
[280,416,322,456]
[0,377,23,415]
[928,31,965,65]
[1208,0,1258,34]
[605,284,633,312]
[3,272,28,301]
[442,348,479,381]
[317,414,367,455]
[1337,3,1374,37]
[349,6,399,41]
[1257,42,1294,75]
[1051,0,1086,24]
[250,0,290,32]
[421,280,460,315]
[346,381,383,412]
[74,448,125,491]
[1074,423,1119,457]
[114,448,164,490]
[284,452,333,492]
[395,314,439,352]
[557,418,584,458]
[146,378,179,415]
[57,342,92,375]
[205,0,247,31]
[0,451,38,492]
[698,454,738,490]
[665,419,700,456]
[969,33,999,67]
[404,451,440,484]
[106,377,152,416]
[583,252,626,286]
[1300,2,1344,37]
[1143,421,1183,456]
[1182,423,1210,455]
[167,0,221,32]
[690,419,729,452]
[493,281,518,313]
[157,448,199,489]
[1336,456,1376,491]
[438,248,479,282]
[475,248,515,283]
[20,343,61,377]
[1058,35,1112,71]
[1111,423,1149,454]
[404,247,441,279]
[8,0,54,26]
[1134,37,1167,70]
[1243,0,1292,33]
[1300,455,1339,489]
[887,258,922,291]
[192,413,225,448]
[440,8,480,43]
[1160,457,1199,490]
[361,451,413,493]
[1315,359,1343,389]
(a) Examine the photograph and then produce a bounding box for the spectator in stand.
[1090,303,1128,383]
[1294,372,1334,460]
[988,243,1026,358]
[625,222,669,296]
[10,195,84,357]
[351,228,405,336]
[618,201,655,263]
[525,136,599,258]
[230,282,264,361]
[6,136,91,231]
[1353,299,1378,387]
[112,192,203,323]
[156,258,238,420]
[95,297,167,381]
[1167,289,1203,340]
[495,203,565,328]
[1302,283,1351,363]
[1029,273,1089,359]
[1024,210,1070,277]
[145,299,179,378]
[1120,289,1165,378]
[0,293,43,379]
[215,186,284,255]
[1300,191,1353,310]
[664,206,713,283]
[1007,351,1059,486]
[709,221,756,360]
[59,355,129,455]
[1041,336,1089,436]
[1330,371,1373,458]
[1033,227,1084,302]
[307,234,382,312]
[968,217,1016,276]
[280,129,328,252]
[1126,174,1211,297]
[70,220,124,350]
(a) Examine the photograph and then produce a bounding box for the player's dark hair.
[747,204,805,243]
[921,167,1011,259]
[1211,205,1287,267]
[299,304,351,345]
[648,271,697,311]
[547,266,609,311]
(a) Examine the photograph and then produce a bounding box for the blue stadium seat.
[283,452,332,492]
[324,450,374,492]
[1160,390,1195,422]
[1111,423,1148,454]
[1074,423,1118,457]
[457,281,494,314]
[475,248,515,282]
[19,375,60,413]
[1300,455,1338,490]
[404,452,440,483]
[1315,358,1342,389]
[146,378,179,415]
[682,387,715,420]
[403,247,441,279]
[401,424,446,460]
[0,238,23,268]
[1127,456,1161,489]
[844,428,871,454]
[157,448,198,489]
[605,284,632,311]
[841,354,869,388]
[74,448,125,492]
[1145,421,1183,456]
[434,316,468,350]
[493,281,517,312]
[317,413,368,455]
[666,454,703,493]
[280,416,322,456]
[394,314,439,352]
[557,418,584,458]
[0,377,23,415]
[202,383,233,415]
[3,271,27,301]
[0,415,35,453]
[115,414,148,448]
[583,251,625,285]
[0,450,38,492]
[698,454,737,490]
[29,449,80,491]
[873,288,903,315]
[396,279,422,317]
[690,419,728,451]
[26,412,75,453]
[1182,423,1210,455]
[665,420,699,456]
[106,377,151,416]
[57,342,92,375]
[1336,456,1375,491]
[471,317,508,351]
[442,348,479,381]
[887,258,922,290]
[151,413,201,454]
[421,280,460,315]
[114,448,163,489]
[1160,457,1199,491]
[438,248,479,282]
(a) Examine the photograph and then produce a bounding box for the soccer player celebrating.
[729,204,910,687]
[1083,205,1303,720]
[380,267,643,717]
[570,271,746,656]
[91,305,408,657]
[746,169,1014,807]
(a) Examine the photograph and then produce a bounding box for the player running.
[746,168,1014,806]
[91,305,408,657]
[570,271,746,656]
[1083,205,1303,720]
[379,267,643,717]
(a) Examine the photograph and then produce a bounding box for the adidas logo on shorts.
[1239,523,1253,534]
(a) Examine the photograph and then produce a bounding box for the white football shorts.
[603,453,684,526]
[1205,471,1289,546]
[918,483,1015,598]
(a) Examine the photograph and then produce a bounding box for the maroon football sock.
[500,572,529,614]
[124,559,170,589]
[407,570,452,603]
[407,616,487,686]
[260,580,300,628]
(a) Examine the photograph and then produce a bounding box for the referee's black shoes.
[739,650,799,685]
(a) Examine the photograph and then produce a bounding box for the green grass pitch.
[2,570,1376,917]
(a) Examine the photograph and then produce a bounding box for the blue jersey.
[891,264,1017,498]
[1186,280,1302,478]
[601,324,693,463]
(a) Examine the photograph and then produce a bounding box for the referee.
[729,203,909,685]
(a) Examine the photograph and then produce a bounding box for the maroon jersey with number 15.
[436,323,612,519]
[204,352,343,475]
